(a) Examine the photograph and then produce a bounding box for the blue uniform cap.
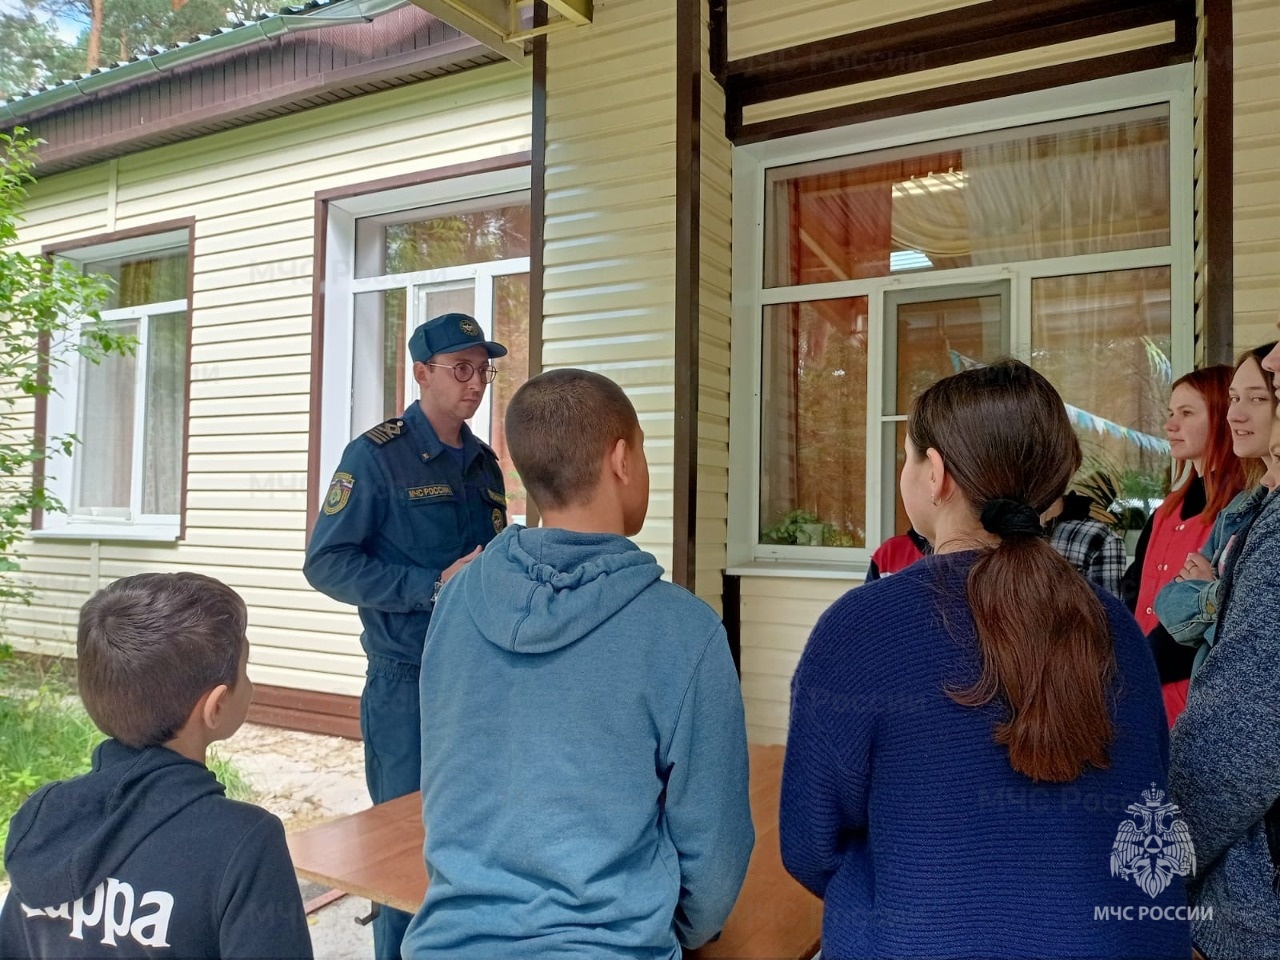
[409,313,508,363]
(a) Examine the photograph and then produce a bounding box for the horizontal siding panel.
[184,507,304,530]
[187,490,309,512]
[188,412,308,436]
[193,316,313,346]
[729,0,983,60]
[190,375,313,401]
[188,433,310,456]
[747,723,788,747]
[180,527,305,550]
[196,241,315,277]
[190,334,312,365]
[195,218,315,256]
[192,303,314,334]
[742,576,853,603]
[1233,9,1280,340]
[248,664,362,698]
[740,644,805,682]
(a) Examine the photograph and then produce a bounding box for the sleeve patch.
[323,472,355,515]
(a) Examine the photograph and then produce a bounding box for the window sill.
[31,523,181,543]
[726,559,868,581]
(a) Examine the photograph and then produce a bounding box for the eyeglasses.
[425,361,498,384]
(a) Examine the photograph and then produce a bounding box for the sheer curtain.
[74,322,138,514]
[142,313,187,515]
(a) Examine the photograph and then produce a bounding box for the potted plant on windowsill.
[761,509,833,547]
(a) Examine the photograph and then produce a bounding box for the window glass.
[765,107,1170,287]
[760,297,868,548]
[489,273,530,522]
[84,251,188,309]
[889,292,1007,416]
[1032,267,1172,522]
[356,203,531,278]
[73,319,138,513]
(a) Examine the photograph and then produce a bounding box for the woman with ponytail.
[780,360,1188,959]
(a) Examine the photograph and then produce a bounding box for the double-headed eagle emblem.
[1110,784,1195,898]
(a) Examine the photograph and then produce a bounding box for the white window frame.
[37,230,190,542]
[319,167,532,491]
[727,65,1195,577]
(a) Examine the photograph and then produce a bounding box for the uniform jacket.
[0,740,311,960]
[303,400,507,665]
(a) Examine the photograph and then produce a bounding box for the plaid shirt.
[1048,517,1126,599]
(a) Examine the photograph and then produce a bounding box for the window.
[319,167,532,522]
[732,69,1193,566]
[40,231,191,540]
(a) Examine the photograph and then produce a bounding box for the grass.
[0,649,254,878]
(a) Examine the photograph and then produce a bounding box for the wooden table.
[288,743,821,959]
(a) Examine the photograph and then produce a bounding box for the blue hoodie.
[401,526,754,960]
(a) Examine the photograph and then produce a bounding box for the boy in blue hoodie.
[0,573,312,959]
[401,368,754,959]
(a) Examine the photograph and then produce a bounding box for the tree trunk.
[85,0,104,70]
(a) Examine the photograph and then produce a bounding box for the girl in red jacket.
[1122,364,1246,725]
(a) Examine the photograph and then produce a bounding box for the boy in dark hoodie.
[0,573,312,960]
[401,368,754,960]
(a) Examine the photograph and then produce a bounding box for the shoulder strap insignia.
[363,418,405,446]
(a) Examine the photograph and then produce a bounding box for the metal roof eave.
[1,0,412,124]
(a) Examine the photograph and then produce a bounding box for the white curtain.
[74,321,138,514]
[142,312,186,516]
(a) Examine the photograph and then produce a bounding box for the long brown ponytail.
[907,359,1115,783]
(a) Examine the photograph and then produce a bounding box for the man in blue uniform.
[304,312,508,960]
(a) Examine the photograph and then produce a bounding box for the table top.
[288,742,821,959]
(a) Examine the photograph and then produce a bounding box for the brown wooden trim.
[731,42,1193,145]
[1203,0,1234,365]
[526,3,548,530]
[41,217,196,257]
[672,0,701,592]
[306,196,329,538]
[306,152,536,538]
[726,0,1189,108]
[708,0,728,86]
[314,152,533,204]
[179,224,195,541]
[248,683,362,741]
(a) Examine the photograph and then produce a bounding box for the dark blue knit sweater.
[781,551,1192,959]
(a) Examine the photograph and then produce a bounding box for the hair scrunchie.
[980,498,1044,539]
